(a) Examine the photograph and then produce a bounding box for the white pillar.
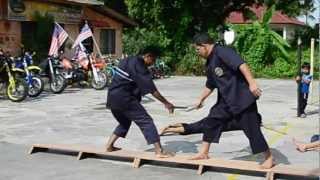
[282,26,287,40]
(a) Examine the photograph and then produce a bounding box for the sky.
[297,0,320,27]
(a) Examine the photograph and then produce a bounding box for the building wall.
[270,24,300,41]
[84,7,123,57]
[0,20,21,55]
[0,1,126,57]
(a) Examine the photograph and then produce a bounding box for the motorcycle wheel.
[7,79,28,102]
[50,74,67,94]
[28,76,44,97]
[91,71,107,90]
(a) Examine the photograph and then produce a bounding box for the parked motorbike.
[0,50,28,102]
[60,53,107,90]
[13,52,44,97]
[149,59,171,79]
[39,54,67,94]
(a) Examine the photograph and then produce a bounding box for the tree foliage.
[104,0,314,77]
[234,5,290,72]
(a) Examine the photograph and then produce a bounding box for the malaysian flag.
[48,22,68,56]
[72,23,93,49]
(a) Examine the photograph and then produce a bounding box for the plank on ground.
[29,143,320,178]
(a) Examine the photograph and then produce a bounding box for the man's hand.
[239,64,262,98]
[249,83,262,98]
[152,91,174,114]
[164,102,174,114]
[296,76,301,82]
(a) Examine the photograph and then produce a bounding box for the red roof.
[226,5,305,26]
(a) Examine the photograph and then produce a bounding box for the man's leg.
[189,117,225,160]
[189,102,233,160]
[238,103,274,169]
[125,102,173,158]
[160,119,205,135]
[106,109,132,152]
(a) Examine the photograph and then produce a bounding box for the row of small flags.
[48,22,93,60]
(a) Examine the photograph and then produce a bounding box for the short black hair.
[193,33,214,45]
[140,45,161,57]
[302,62,310,69]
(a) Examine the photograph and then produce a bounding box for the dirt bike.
[39,54,67,94]
[13,52,44,97]
[149,59,171,79]
[103,56,120,87]
[0,51,28,102]
[60,53,107,90]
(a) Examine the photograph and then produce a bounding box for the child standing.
[296,63,312,118]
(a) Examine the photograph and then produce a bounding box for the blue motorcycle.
[14,52,44,97]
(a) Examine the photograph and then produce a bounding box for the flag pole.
[55,22,76,45]
[83,21,103,57]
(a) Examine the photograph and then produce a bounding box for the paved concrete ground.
[0,77,319,180]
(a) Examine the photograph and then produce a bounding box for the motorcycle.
[149,59,171,79]
[13,52,44,97]
[0,50,28,102]
[60,53,107,90]
[103,55,120,87]
[39,54,67,94]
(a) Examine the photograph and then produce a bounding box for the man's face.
[302,67,310,74]
[194,44,211,59]
[143,53,156,66]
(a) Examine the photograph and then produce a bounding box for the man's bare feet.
[159,126,169,136]
[159,124,184,136]
[155,149,175,158]
[106,146,122,152]
[293,138,307,152]
[260,154,275,169]
[189,153,210,160]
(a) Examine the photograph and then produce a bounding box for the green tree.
[107,0,313,75]
[233,5,291,74]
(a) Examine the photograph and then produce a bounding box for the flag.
[72,23,93,48]
[48,22,68,56]
[73,43,87,61]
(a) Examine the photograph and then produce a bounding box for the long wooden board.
[29,144,320,180]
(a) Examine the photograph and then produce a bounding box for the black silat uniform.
[197,45,269,154]
[106,56,160,144]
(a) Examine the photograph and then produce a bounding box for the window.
[100,29,115,54]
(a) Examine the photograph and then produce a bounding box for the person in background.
[296,63,312,118]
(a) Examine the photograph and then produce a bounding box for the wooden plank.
[133,158,141,168]
[199,158,271,173]
[77,152,85,160]
[29,143,320,178]
[28,145,48,154]
[197,165,205,175]
[266,172,275,180]
[272,165,320,177]
[30,144,139,159]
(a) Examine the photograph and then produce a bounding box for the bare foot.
[155,149,175,158]
[106,146,122,152]
[260,155,275,169]
[293,138,307,152]
[159,126,170,136]
[189,153,210,160]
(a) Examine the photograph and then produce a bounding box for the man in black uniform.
[187,33,274,169]
[105,46,175,158]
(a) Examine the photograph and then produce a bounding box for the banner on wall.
[8,0,83,23]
